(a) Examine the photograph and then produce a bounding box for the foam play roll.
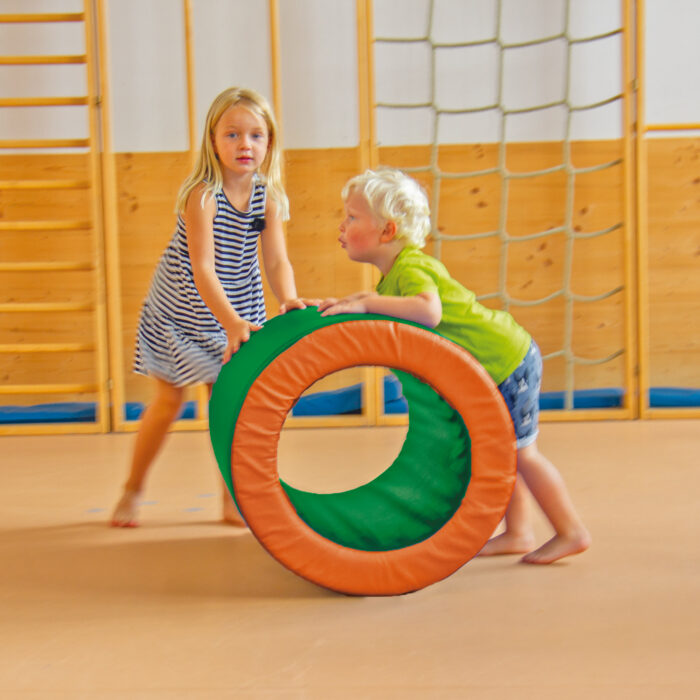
[209,307,516,596]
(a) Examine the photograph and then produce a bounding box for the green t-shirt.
[376,246,531,385]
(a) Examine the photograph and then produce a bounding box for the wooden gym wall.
[0,0,698,434]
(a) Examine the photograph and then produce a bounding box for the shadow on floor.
[0,522,335,600]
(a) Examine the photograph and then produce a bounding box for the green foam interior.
[209,308,471,552]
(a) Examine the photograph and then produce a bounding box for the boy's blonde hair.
[175,86,289,220]
[342,168,431,248]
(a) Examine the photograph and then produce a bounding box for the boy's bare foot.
[478,531,536,556]
[222,491,247,527]
[521,530,591,565]
[110,489,141,528]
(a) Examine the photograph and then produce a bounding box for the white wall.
[645,0,700,132]
[0,0,698,152]
[0,0,87,150]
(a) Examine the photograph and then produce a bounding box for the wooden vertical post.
[94,0,127,431]
[84,0,111,431]
[635,0,650,419]
[268,0,284,145]
[183,0,198,165]
[621,0,638,418]
[182,0,209,425]
[356,0,382,425]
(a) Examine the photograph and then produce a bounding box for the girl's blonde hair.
[175,86,289,220]
[342,168,431,248]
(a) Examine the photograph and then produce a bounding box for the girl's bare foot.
[222,491,246,527]
[478,531,536,556]
[110,489,141,528]
[521,530,591,565]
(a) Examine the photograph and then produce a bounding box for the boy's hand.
[317,297,338,312]
[223,319,262,363]
[279,298,309,314]
[319,298,368,316]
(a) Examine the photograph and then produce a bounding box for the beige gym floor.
[1,419,699,699]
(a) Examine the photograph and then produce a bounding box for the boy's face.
[338,191,385,264]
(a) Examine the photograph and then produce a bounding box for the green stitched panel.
[282,369,471,551]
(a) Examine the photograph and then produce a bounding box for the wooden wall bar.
[0,153,99,406]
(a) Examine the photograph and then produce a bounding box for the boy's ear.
[381,220,397,242]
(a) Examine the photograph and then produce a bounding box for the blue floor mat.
[2,385,699,424]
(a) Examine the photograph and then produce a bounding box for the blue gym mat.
[1,385,698,424]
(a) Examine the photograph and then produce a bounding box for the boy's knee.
[517,442,540,468]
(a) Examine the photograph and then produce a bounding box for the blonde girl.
[111,87,305,527]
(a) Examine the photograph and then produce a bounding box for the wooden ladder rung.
[0,138,90,149]
[0,179,90,190]
[0,55,86,65]
[0,301,93,313]
[0,342,94,353]
[0,13,85,23]
[0,97,89,107]
[0,220,91,231]
[0,383,96,396]
[0,261,93,272]
[645,122,700,133]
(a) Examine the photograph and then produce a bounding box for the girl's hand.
[223,319,262,363]
[279,298,310,314]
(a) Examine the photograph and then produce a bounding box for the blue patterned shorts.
[497,340,542,449]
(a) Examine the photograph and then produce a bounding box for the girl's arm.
[320,291,442,328]
[185,184,260,361]
[260,199,305,313]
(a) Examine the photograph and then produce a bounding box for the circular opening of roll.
[279,368,472,552]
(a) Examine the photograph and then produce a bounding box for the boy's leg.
[478,475,535,555]
[111,378,185,527]
[517,442,591,564]
[480,340,541,555]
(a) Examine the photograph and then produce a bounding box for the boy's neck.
[374,241,405,276]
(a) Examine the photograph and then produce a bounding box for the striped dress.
[133,180,267,386]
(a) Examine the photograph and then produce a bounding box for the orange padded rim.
[231,320,516,596]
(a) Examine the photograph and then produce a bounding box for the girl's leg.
[206,383,245,527]
[111,378,185,527]
[516,441,591,564]
[221,486,246,526]
[478,474,536,556]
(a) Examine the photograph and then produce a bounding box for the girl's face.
[212,104,269,176]
[338,190,386,263]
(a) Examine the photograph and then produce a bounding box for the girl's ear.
[381,220,397,242]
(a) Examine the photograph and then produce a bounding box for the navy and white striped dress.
[134,181,267,386]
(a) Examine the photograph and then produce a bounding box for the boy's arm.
[320,292,442,328]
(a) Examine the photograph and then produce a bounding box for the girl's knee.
[153,381,185,417]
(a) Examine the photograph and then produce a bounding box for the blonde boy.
[318,168,591,564]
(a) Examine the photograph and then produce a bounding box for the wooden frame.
[361,0,638,425]
[0,1,111,436]
[283,0,383,429]
[634,0,700,419]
